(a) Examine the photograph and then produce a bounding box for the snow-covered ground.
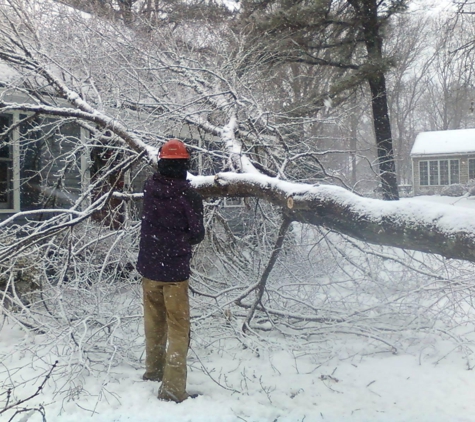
[2,194,475,422]
[2,320,475,422]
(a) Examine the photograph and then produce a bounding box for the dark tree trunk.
[350,0,400,200]
[368,74,399,200]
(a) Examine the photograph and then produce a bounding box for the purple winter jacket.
[137,173,205,282]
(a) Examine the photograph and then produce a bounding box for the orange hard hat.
[159,139,190,159]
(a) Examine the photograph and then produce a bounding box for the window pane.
[0,161,12,208]
[20,117,44,210]
[450,160,460,184]
[0,144,11,159]
[429,161,439,185]
[0,115,11,159]
[0,114,13,209]
[470,159,475,180]
[439,160,449,185]
[419,161,428,185]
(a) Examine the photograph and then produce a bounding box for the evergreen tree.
[237,0,407,200]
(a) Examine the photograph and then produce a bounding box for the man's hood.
[150,173,189,199]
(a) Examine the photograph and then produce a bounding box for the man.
[137,139,205,403]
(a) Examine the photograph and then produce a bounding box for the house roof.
[411,128,475,156]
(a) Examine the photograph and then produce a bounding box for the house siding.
[412,153,475,195]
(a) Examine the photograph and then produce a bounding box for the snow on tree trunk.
[194,172,475,263]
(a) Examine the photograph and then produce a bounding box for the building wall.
[412,153,475,195]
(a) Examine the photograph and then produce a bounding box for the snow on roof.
[411,128,475,156]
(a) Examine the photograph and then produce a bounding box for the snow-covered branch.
[0,99,156,163]
[193,172,475,263]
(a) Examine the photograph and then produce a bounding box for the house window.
[0,115,14,210]
[0,112,90,214]
[419,161,428,185]
[450,160,459,184]
[429,160,439,185]
[439,160,449,185]
[419,159,460,186]
[469,159,475,180]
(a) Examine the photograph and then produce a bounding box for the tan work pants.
[142,277,190,402]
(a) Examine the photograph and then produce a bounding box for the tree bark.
[367,73,399,200]
[348,0,400,200]
[194,173,475,263]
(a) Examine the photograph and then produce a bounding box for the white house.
[410,128,475,195]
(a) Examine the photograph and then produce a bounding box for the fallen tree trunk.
[193,172,475,263]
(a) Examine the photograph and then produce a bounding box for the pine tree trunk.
[368,74,399,200]
[352,0,400,200]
